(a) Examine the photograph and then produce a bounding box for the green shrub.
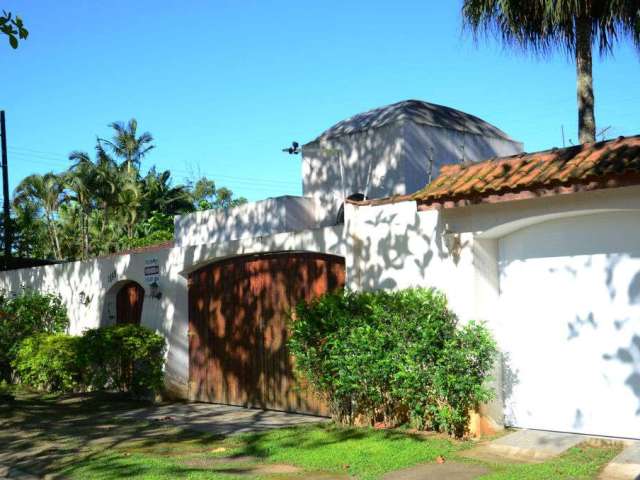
[81,324,166,398]
[13,333,83,392]
[289,288,497,437]
[0,288,69,381]
[12,325,165,398]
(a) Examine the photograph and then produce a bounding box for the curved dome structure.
[302,99,523,225]
[314,99,515,142]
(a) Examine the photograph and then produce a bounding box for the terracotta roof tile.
[412,135,640,205]
[99,240,175,259]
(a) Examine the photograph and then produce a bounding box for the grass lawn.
[0,389,622,480]
[475,444,622,480]
[60,424,469,479]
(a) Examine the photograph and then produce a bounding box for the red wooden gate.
[188,252,345,415]
[116,281,145,325]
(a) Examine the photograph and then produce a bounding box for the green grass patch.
[60,424,469,480]
[1,393,622,480]
[475,444,622,480]
[235,424,468,478]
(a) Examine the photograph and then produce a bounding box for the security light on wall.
[149,281,162,300]
[282,141,301,155]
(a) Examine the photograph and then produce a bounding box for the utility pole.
[0,111,11,258]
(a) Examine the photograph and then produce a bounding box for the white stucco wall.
[174,195,330,248]
[0,224,346,399]
[302,119,523,224]
[2,181,640,436]
[302,122,406,224]
[497,211,640,438]
[343,185,640,430]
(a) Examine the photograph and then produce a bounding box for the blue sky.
[1,0,638,201]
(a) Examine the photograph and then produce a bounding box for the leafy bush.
[289,288,497,437]
[81,324,166,398]
[0,288,69,381]
[13,333,82,392]
[12,324,166,398]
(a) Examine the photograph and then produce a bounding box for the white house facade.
[1,100,639,440]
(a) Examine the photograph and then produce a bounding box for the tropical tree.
[115,170,143,241]
[6,203,47,258]
[141,167,193,217]
[91,144,120,240]
[13,173,65,259]
[9,119,247,260]
[462,1,640,144]
[191,177,247,210]
[99,119,154,173]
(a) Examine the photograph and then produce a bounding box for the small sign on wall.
[144,257,160,284]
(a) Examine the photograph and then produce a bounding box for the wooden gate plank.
[188,252,345,415]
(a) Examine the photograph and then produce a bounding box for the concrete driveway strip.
[116,402,329,435]
[463,429,589,463]
[382,462,489,480]
[599,441,640,480]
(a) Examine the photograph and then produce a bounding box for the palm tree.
[66,151,99,260]
[92,144,120,240]
[462,1,640,144]
[13,172,65,259]
[141,167,194,217]
[99,119,154,173]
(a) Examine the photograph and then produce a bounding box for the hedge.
[0,289,69,381]
[13,324,166,398]
[288,288,497,437]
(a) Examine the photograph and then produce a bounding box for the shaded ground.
[0,391,465,479]
[115,402,328,436]
[0,391,623,480]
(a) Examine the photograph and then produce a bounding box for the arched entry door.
[116,281,145,325]
[188,251,345,415]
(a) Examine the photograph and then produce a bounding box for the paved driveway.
[116,402,329,436]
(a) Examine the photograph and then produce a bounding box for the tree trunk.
[85,213,90,259]
[45,211,61,259]
[576,16,596,144]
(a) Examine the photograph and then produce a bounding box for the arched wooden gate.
[188,251,345,415]
[116,281,145,325]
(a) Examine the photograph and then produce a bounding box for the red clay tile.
[412,135,640,204]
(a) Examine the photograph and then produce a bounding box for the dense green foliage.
[13,324,166,397]
[81,324,166,397]
[13,334,82,392]
[289,288,497,437]
[0,289,69,381]
[10,119,246,261]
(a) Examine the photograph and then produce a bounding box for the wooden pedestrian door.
[116,281,145,325]
[188,252,345,415]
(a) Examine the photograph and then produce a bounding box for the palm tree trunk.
[84,212,90,259]
[44,212,62,259]
[576,16,596,144]
[52,227,62,259]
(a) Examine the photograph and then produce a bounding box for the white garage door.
[498,211,640,439]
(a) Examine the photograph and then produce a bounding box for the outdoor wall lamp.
[78,291,92,305]
[149,281,162,300]
[443,230,463,264]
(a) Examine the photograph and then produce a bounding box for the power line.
[6,150,300,189]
